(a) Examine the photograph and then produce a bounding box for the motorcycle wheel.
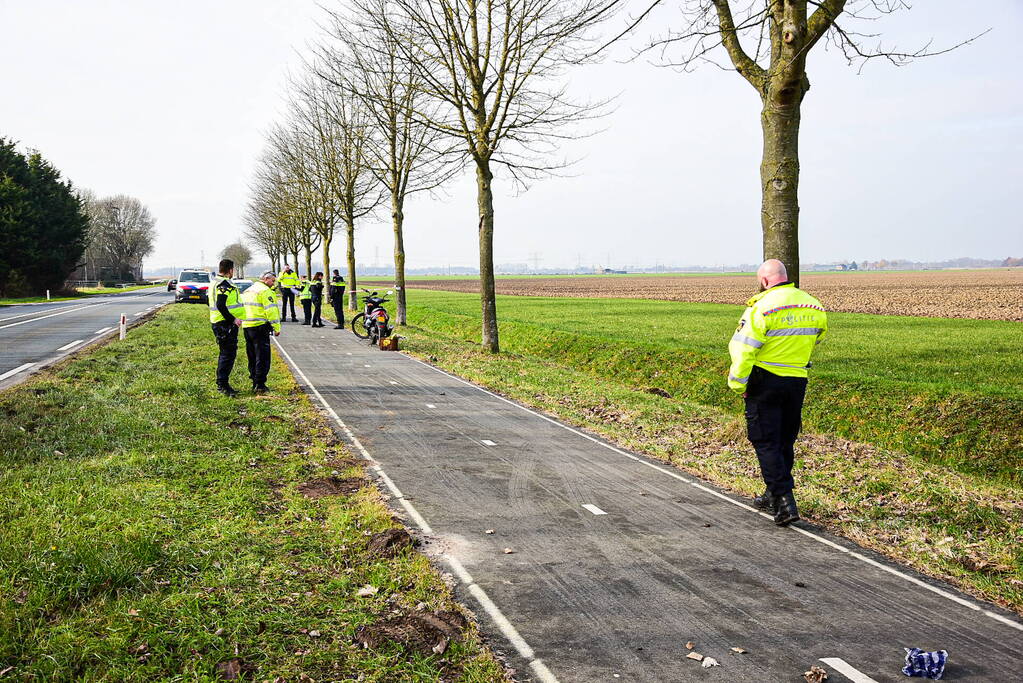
[350,313,370,339]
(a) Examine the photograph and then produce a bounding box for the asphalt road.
[0,287,172,389]
[275,320,1023,683]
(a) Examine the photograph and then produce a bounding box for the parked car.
[175,270,212,303]
[232,278,254,294]
[166,279,177,291]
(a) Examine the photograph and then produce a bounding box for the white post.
[46,290,51,300]
[119,314,127,340]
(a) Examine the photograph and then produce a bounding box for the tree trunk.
[759,96,802,285]
[346,217,358,311]
[292,250,300,274]
[321,232,331,283]
[392,192,407,326]
[475,159,499,353]
[304,247,312,280]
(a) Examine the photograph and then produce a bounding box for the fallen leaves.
[502,547,514,554]
[730,646,747,654]
[685,652,703,662]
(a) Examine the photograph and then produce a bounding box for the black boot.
[252,383,269,395]
[333,325,343,329]
[217,384,239,398]
[752,489,773,511]
[773,493,800,526]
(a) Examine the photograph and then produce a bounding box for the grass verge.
[0,304,505,681]
[393,292,1023,615]
[0,284,160,306]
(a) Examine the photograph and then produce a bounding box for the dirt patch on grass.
[366,528,415,558]
[355,610,467,656]
[297,476,363,499]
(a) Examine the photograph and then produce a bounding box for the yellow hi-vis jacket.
[208,276,242,324]
[298,277,312,301]
[277,269,300,289]
[727,283,827,392]
[241,281,281,333]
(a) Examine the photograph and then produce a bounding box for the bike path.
[273,322,1023,682]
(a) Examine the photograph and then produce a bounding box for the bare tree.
[621,0,983,283]
[86,195,157,281]
[385,0,622,352]
[317,0,459,325]
[220,242,252,277]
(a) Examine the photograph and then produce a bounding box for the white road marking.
[389,380,398,385]
[819,658,879,683]
[582,504,607,516]
[94,327,112,335]
[0,303,100,330]
[0,363,35,382]
[57,339,84,351]
[271,338,558,683]
[425,403,436,409]
[405,355,1023,634]
[481,439,497,446]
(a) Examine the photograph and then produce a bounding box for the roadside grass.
[398,290,1023,485]
[0,305,505,681]
[0,284,160,306]
[391,291,1023,614]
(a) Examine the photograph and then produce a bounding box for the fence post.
[46,290,50,300]
[119,313,127,340]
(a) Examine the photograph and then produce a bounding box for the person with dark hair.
[298,272,313,325]
[310,272,325,327]
[276,264,300,322]
[209,258,243,397]
[241,271,281,394]
[328,269,346,329]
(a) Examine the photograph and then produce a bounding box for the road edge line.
[271,337,560,682]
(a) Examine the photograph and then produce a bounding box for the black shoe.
[252,383,269,395]
[753,489,773,511]
[773,493,800,526]
[301,321,310,326]
[217,385,239,398]
[333,325,343,329]
[291,317,298,322]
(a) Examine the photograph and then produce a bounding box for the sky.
[1,0,1020,273]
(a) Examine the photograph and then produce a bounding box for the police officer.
[310,272,325,327]
[298,273,313,325]
[328,269,346,329]
[276,264,300,322]
[727,259,828,526]
[209,258,244,397]
[241,271,281,394]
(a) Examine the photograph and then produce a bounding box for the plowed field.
[383,269,1023,320]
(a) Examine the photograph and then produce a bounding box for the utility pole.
[528,251,541,274]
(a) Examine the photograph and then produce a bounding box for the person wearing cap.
[727,259,828,526]
[310,272,325,327]
[209,258,243,397]
[276,264,300,322]
[328,269,346,329]
[241,271,281,395]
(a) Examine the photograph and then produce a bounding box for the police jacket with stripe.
[727,282,828,392]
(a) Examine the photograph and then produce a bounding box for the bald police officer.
[728,259,828,526]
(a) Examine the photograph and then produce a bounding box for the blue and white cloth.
[902,648,948,679]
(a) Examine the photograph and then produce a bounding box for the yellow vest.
[208,276,242,324]
[727,283,828,392]
[277,270,300,288]
[241,281,281,332]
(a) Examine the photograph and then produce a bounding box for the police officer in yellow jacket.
[276,265,300,322]
[242,271,281,395]
[298,273,313,325]
[728,259,828,526]
[210,259,244,397]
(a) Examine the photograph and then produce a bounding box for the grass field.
[0,305,503,681]
[0,284,161,306]
[392,288,1023,612]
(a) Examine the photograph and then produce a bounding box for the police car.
[175,269,213,303]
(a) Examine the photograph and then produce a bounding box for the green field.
[393,288,1022,612]
[0,305,502,680]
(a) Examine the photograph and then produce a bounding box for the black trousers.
[280,288,297,320]
[744,366,807,497]
[311,298,322,325]
[331,298,345,326]
[244,324,272,386]
[211,321,238,387]
[301,299,312,324]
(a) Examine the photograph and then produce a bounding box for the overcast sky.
[2,1,1020,272]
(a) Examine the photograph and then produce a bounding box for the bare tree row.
[244,0,973,351]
